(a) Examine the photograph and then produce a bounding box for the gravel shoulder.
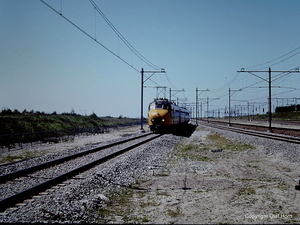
[1,124,300,224]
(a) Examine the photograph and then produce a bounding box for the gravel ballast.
[0,126,184,223]
[1,124,300,224]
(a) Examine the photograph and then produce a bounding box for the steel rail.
[0,134,162,212]
[210,120,300,133]
[0,133,152,183]
[199,122,300,144]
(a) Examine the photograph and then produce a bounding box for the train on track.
[148,98,190,132]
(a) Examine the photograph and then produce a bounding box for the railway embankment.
[1,124,300,224]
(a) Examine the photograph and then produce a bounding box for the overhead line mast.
[195,88,209,125]
[237,67,300,132]
[140,68,166,133]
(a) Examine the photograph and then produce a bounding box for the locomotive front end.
[148,99,171,132]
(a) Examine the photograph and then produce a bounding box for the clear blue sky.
[1,0,300,118]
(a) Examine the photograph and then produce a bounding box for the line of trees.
[0,108,97,117]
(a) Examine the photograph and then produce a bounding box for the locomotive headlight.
[162,119,165,122]
[151,119,154,122]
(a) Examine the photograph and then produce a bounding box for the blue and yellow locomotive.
[148,98,190,132]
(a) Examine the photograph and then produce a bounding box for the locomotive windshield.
[149,100,171,110]
[155,104,169,109]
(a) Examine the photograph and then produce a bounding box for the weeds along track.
[0,133,162,212]
[198,121,300,144]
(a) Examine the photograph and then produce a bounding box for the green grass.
[167,208,183,218]
[95,187,151,224]
[206,134,254,152]
[237,187,256,196]
[172,132,255,163]
[0,150,45,164]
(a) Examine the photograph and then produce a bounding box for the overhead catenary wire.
[89,0,162,71]
[236,67,300,108]
[211,72,241,92]
[238,66,300,97]
[244,46,300,70]
[41,0,166,73]
[199,47,300,113]
[272,65,300,82]
[211,64,300,108]
[244,87,300,103]
[261,51,300,70]
[202,47,300,109]
[165,72,179,90]
[40,0,176,90]
[40,0,140,73]
[206,51,300,105]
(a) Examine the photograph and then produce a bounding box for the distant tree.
[70,108,76,115]
[89,112,98,118]
[51,111,57,115]
[22,109,28,115]
[13,109,21,115]
[0,108,13,115]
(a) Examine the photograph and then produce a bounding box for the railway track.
[198,121,300,144]
[0,133,152,182]
[208,119,300,137]
[0,132,162,212]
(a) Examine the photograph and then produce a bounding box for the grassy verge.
[96,187,150,224]
[0,150,46,164]
[171,131,255,163]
